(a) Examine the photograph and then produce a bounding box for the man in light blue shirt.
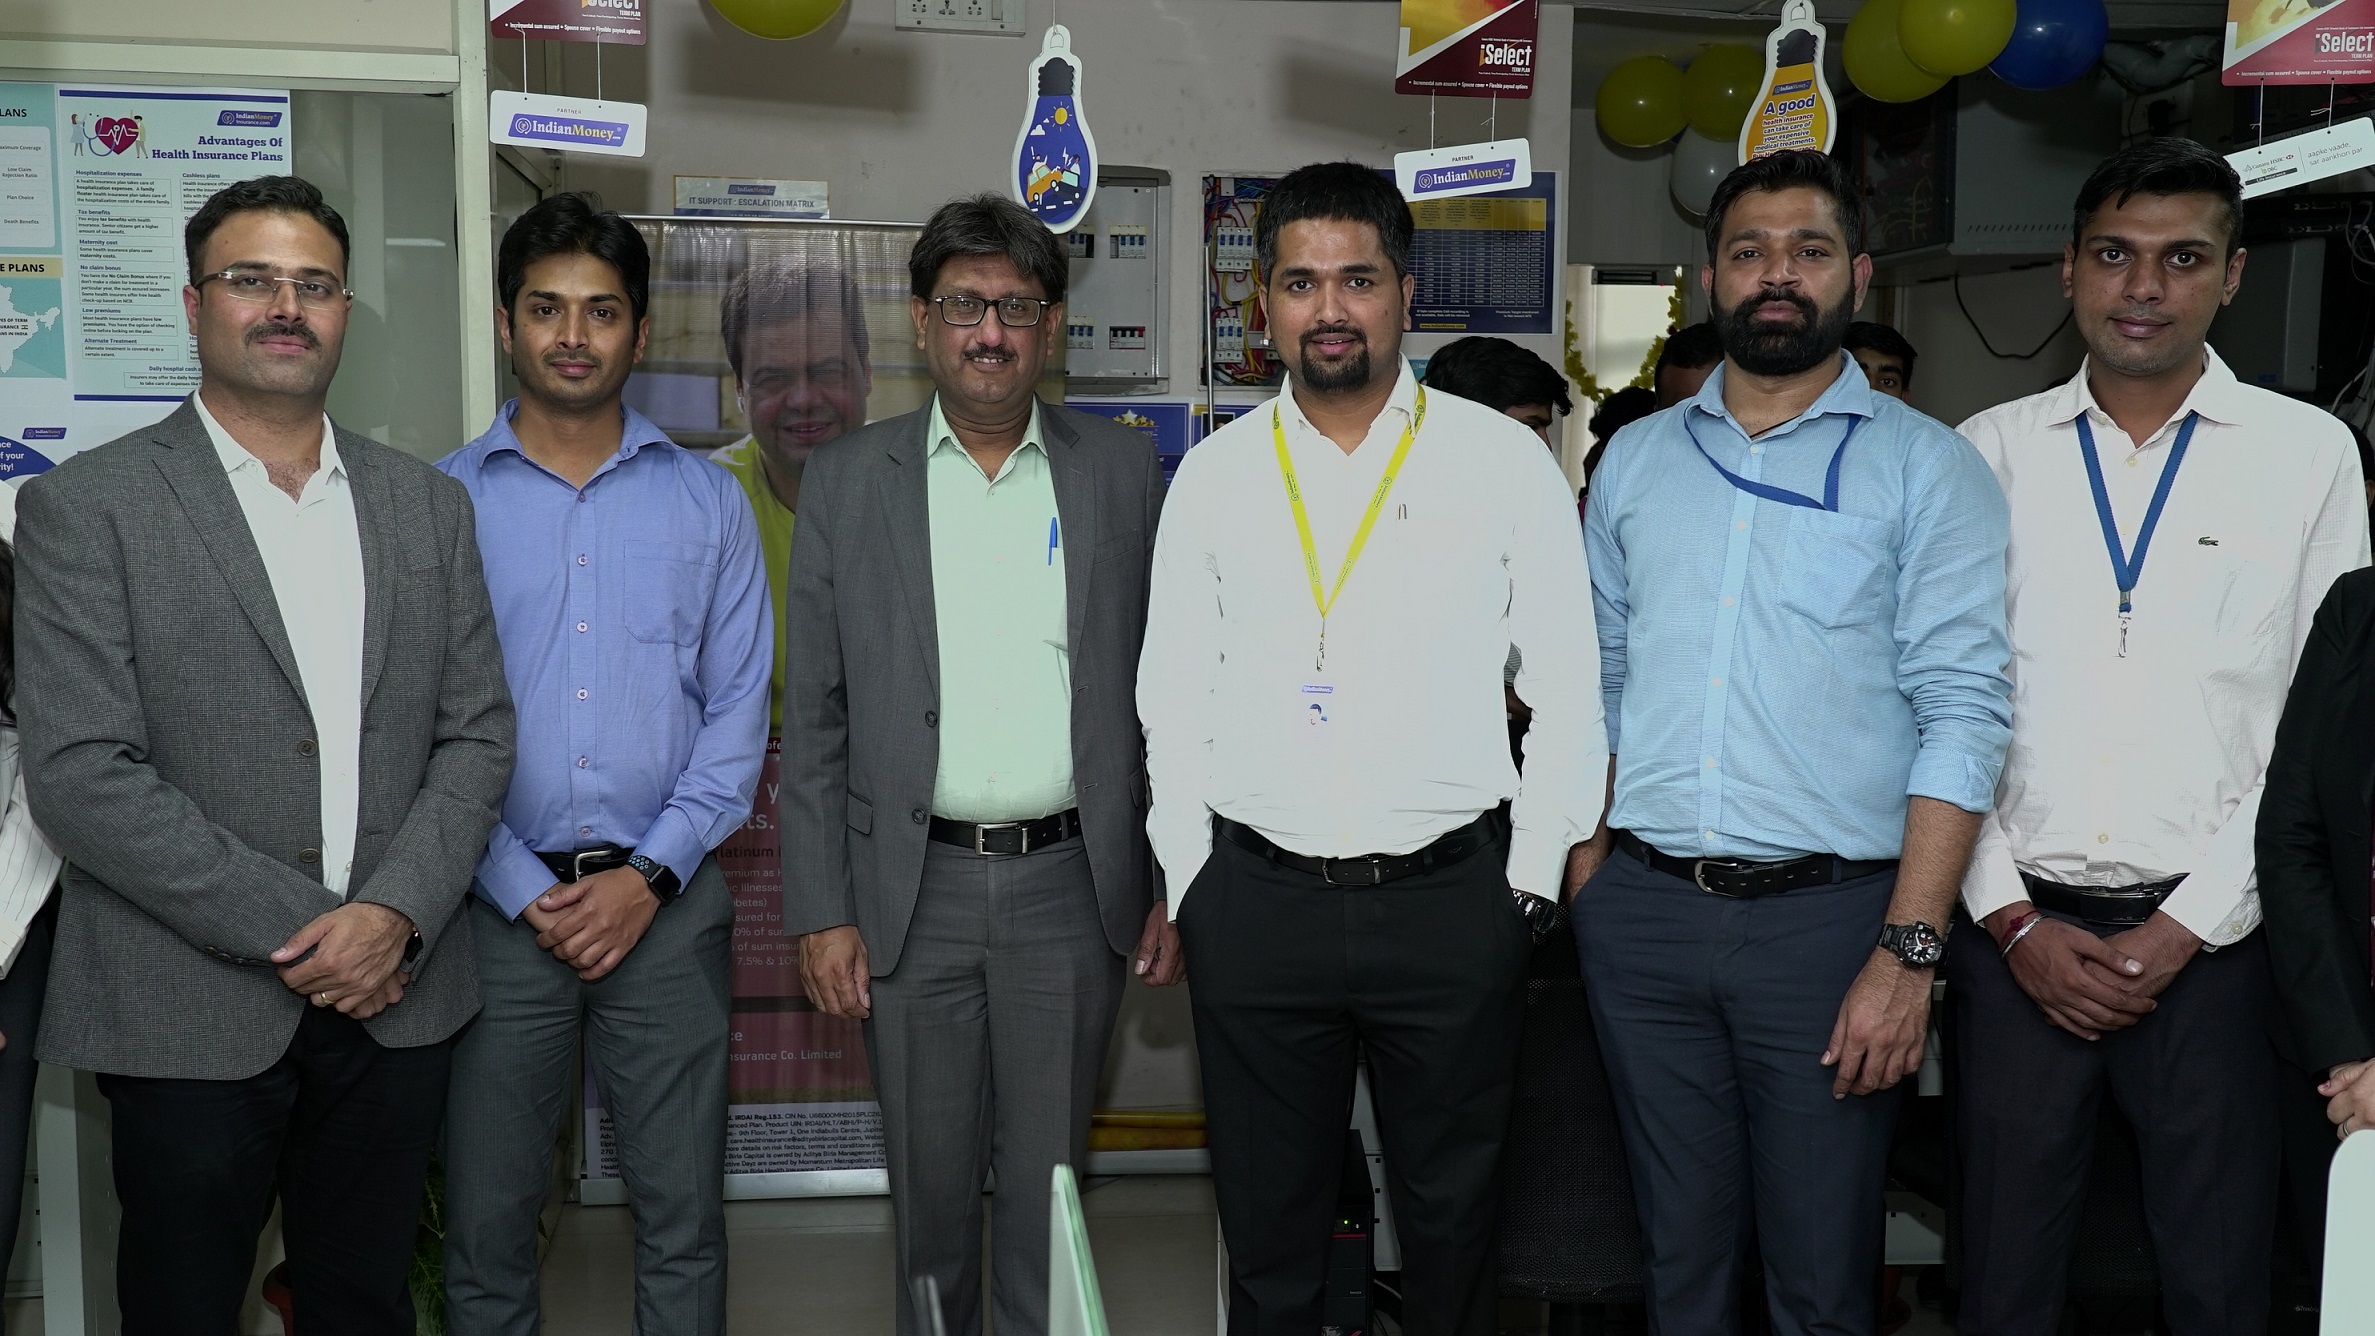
[1572,150,2011,1336]
[436,194,770,1336]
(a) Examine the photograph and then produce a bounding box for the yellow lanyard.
[1271,386,1425,671]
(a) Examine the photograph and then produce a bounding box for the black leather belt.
[1616,829,1897,899]
[928,808,1082,856]
[537,845,634,883]
[1215,806,1508,887]
[2021,871,2186,926]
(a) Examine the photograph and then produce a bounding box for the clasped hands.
[1981,902,2197,1041]
[524,866,661,982]
[270,901,415,1020]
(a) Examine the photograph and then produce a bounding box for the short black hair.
[1704,149,1864,262]
[722,263,871,380]
[1590,385,1658,445]
[1421,336,1572,417]
[1655,321,1725,374]
[2071,137,2246,259]
[185,176,350,284]
[1256,162,1414,282]
[1843,321,1919,387]
[909,193,1068,305]
[497,191,650,322]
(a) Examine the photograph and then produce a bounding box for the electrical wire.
[1953,274,2073,359]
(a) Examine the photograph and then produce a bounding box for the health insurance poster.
[0,83,293,477]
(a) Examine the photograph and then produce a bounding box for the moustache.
[1736,289,1816,323]
[1301,325,1365,347]
[246,321,320,350]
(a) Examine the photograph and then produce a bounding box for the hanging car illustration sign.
[1011,25,1097,234]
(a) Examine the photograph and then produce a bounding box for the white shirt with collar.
[1138,358,1609,908]
[1956,350,2370,945]
[193,393,366,898]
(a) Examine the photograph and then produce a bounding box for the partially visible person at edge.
[1576,148,2013,1336]
[1843,320,1918,401]
[1954,138,2367,1336]
[1653,319,1723,408]
[17,174,515,1335]
[437,192,771,1336]
[711,261,873,729]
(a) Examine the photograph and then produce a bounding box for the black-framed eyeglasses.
[196,269,354,310]
[929,294,1052,328]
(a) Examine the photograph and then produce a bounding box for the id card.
[1300,682,1335,728]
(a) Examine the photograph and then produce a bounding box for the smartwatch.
[1878,920,1946,969]
[626,854,682,902]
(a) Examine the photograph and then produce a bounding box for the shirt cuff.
[2158,878,2261,948]
[478,839,556,921]
[1906,746,2000,816]
[1505,826,1564,901]
[634,808,706,893]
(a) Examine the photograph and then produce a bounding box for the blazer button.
[911,808,927,825]
[925,710,938,728]
[298,738,318,757]
[299,848,321,864]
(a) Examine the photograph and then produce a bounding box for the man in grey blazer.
[14,176,514,1336]
[782,194,1179,1336]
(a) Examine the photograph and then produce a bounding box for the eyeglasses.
[197,269,354,310]
[929,295,1052,328]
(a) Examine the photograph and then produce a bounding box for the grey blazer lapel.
[148,403,309,710]
[878,409,941,697]
[344,433,399,710]
[1043,405,1096,653]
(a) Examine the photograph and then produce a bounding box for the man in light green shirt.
[712,262,872,728]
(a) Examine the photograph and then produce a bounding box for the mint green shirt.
[926,397,1076,822]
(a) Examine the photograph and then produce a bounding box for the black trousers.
[1177,827,1534,1336]
[101,1005,454,1336]
[0,895,54,1330]
[1947,913,2279,1336]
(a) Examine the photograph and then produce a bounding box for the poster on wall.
[1394,0,1539,98]
[1407,172,1556,334]
[489,0,646,44]
[0,83,291,479]
[2225,0,2375,83]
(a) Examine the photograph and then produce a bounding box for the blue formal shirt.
[1585,354,2011,861]
[440,402,772,918]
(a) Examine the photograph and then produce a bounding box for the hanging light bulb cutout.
[1011,25,1098,235]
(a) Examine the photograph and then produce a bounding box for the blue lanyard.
[2075,411,2196,617]
[1685,413,1862,512]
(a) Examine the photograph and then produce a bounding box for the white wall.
[1887,265,2086,429]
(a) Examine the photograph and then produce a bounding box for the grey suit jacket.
[780,400,1162,973]
[16,400,516,1080]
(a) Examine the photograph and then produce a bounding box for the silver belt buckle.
[1692,858,1755,897]
[571,849,613,882]
[974,821,1023,856]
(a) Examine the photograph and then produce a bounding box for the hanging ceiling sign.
[1011,25,1097,234]
[2224,0,2375,84]
[1741,0,1837,159]
[1394,138,1533,201]
[490,0,646,45]
[491,89,647,157]
[1396,0,1539,98]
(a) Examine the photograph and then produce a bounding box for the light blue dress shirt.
[440,401,773,918]
[1585,354,2011,861]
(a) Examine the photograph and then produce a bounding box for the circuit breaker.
[1063,169,1168,387]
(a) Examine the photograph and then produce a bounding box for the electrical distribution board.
[1063,170,1168,387]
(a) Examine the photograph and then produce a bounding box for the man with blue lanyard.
[1575,148,2012,1336]
[1952,140,2368,1335]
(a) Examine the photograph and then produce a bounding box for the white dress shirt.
[0,480,61,976]
[1956,351,2370,944]
[1138,359,1609,908]
[194,393,366,898]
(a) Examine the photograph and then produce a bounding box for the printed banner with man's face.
[2225,0,2375,84]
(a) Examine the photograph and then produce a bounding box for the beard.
[1717,286,1853,378]
[1291,324,1384,394]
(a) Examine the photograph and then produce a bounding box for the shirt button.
[1704,829,1717,841]
[297,738,317,757]
[577,493,588,503]
[576,689,588,700]
[298,848,320,864]
[911,808,927,824]
[1722,596,1736,607]
[1703,756,1716,767]
[1750,446,1763,456]
[580,825,593,836]
[577,756,589,769]
[1711,676,1723,687]
[2097,833,2110,844]
[1735,521,1747,531]
[577,555,588,566]
[925,710,938,727]
[577,621,589,633]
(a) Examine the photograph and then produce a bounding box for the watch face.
[1893,921,1945,967]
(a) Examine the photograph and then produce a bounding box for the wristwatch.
[625,854,682,902]
[1512,889,1563,943]
[1878,920,1946,969]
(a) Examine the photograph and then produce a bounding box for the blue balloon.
[1988,0,2110,90]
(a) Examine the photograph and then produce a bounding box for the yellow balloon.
[708,0,844,40]
[1897,0,2016,76]
[1846,0,1951,102]
[1683,45,1764,142]
[1596,57,1688,150]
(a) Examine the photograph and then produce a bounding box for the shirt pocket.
[622,539,712,646]
[1777,508,1895,631]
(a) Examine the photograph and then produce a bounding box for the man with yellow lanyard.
[1138,161,1608,1334]
[710,262,873,727]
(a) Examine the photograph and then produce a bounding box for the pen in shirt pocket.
[1048,516,1059,566]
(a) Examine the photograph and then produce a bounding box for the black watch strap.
[626,854,682,901]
